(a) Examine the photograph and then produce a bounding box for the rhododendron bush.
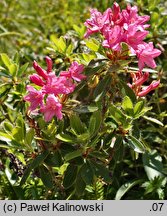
[0,1,167,200]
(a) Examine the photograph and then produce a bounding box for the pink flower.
[30,74,45,86]
[60,61,86,82]
[24,85,43,111]
[137,42,161,70]
[111,2,123,24]
[138,80,160,97]
[84,9,103,37]
[122,4,150,29]
[102,25,122,51]
[40,94,63,121]
[84,8,112,37]
[124,24,149,51]
[43,72,75,95]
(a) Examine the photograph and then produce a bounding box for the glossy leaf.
[143,116,164,126]
[3,121,13,134]
[20,150,49,185]
[9,63,18,76]
[89,110,102,138]
[115,179,143,200]
[134,100,145,117]
[0,83,11,99]
[142,150,164,180]
[80,162,94,185]
[39,165,53,189]
[120,81,136,103]
[64,149,83,162]
[17,62,29,77]
[86,38,99,52]
[0,131,12,142]
[75,169,86,197]
[90,160,112,183]
[1,53,11,69]
[44,151,62,167]
[63,164,78,189]
[25,128,35,148]
[70,113,86,135]
[109,104,126,125]
[127,135,145,153]
[122,96,134,116]
[56,133,76,143]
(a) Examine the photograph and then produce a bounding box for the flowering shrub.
[0,1,167,200]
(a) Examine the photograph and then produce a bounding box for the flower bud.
[33,61,48,80]
[30,74,45,86]
[45,56,53,73]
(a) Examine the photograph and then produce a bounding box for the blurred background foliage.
[0,0,167,200]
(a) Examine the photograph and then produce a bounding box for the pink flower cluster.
[84,2,161,96]
[24,57,85,122]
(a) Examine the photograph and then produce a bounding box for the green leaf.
[44,151,62,167]
[90,161,112,183]
[75,169,86,197]
[134,100,145,116]
[151,12,159,23]
[73,24,85,38]
[9,63,18,76]
[66,43,73,55]
[16,115,26,140]
[58,36,66,52]
[89,110,102,138]
[120,81,136,103]
[142,150,164,180]
[3,121,13,134]
[109,104,126,125]
[111,136,124,162]
[77,132,90,143]
[17,62,29,77]
[39,165,53,189]
[122,96,134,116]
[0,131,12,142]
[86,38,99,52]
[56,133,76,143]
[63,164,78,189]
[93,74,112,102]
[82,53,96,63]
[115,179,143,200]
[64,149,83,162]
[20,150,49,185]
[1,53,11,68]
[12,127,24,144]
[25,128,35,147]
[0,83,11,99]
[127,135,145,153]
[80,162,94,185]
[143,116,164,126]
[50,35,66,53]
[70,113,86,135]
